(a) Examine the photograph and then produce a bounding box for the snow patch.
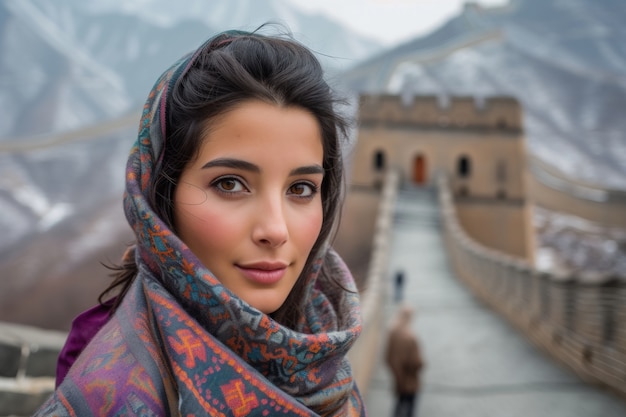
[38,203,74,232]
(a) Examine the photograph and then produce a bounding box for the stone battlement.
[358,94,522,131]
[0,322,65,416]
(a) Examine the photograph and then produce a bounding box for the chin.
[247,296,286,315]
[256,304,283,315]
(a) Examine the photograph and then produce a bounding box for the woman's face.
[174,100,324,314]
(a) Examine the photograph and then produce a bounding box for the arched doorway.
[412,154,426,184]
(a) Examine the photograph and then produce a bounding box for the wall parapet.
[527,153,626,229]
[0,322,65,416]
[437,174,626,400]
[358,93,523,132]
[348,169,400,392]
[528,154,626,203]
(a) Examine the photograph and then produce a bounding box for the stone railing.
[348,169,399,391]
[527,153,626,229]
[438,175,626,400]
[0,322,65,416]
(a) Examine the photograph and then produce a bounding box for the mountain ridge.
[340,0,626,189]
[1,0,383,141]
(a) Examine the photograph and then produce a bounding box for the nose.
[252,195,289,248]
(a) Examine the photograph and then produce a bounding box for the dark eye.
[288,182,317,198]
[213,177,246,193]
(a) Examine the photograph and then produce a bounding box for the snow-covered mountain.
[341,0,626,189]
[0,0,382,141]
[0,0,131,140]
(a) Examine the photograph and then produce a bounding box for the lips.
[236,262,288,285]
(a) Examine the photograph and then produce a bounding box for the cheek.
[299,207,324,251]
[175,199,241,253]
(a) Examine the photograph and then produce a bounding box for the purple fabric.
[55,300,113,387]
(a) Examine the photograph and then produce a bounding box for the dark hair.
[101,28,350,328]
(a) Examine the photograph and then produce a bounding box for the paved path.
[364,186,626,417]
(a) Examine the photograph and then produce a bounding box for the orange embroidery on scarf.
[182,258,195,275]
[151,291,311,416]
[58,391,79,417]
[169,329,207,368]
[128,365,159,402]
[171,361,226,416]
[146,223,174,263]
[220,379,259,417]
[85,379,116,416]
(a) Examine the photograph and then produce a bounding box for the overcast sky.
[286,0,510,45]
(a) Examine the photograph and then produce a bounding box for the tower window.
[457,155,471,177]
[374,150,385,171]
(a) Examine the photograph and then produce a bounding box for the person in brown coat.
[385,304,424,417]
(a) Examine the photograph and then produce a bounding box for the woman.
[36,28,365,416]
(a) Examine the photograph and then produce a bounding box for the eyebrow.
[290,165,325,176]
[201,158,324,176]
[202,158,259,172]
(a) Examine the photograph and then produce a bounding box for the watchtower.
[349,93,535,262]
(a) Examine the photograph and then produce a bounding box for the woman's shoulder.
[71,299,115,336]
[55,298,115,387]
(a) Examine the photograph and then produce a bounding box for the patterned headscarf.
[35,32,365,416]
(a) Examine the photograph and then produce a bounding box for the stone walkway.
[364,186,626,417]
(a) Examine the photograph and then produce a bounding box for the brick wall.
[0,322,66,416]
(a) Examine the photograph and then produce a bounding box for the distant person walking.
[394,270,405,302]
[385,305,424,417]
